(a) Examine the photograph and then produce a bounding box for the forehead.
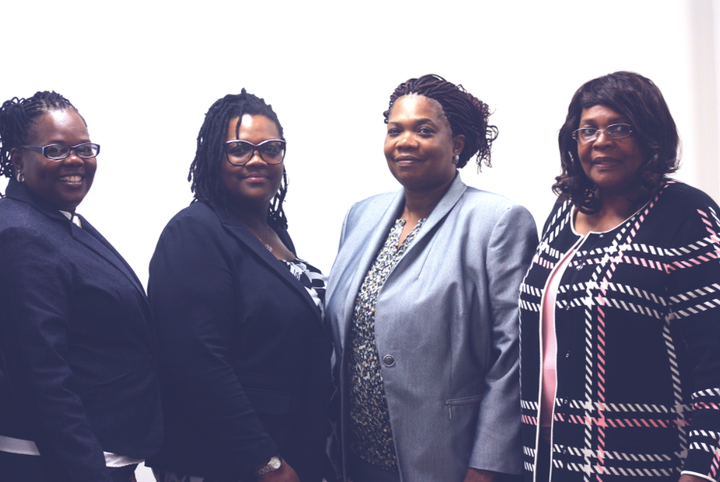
[579,104,628,124]
[226,114,280,141]
[27,109,89,143]
[388,94,447,124]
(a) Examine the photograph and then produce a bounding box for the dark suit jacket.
[147,201,332,482]
[0,180,163,482]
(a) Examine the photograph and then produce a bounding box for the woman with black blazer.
[148,90,332,482]
[0,92,163,482]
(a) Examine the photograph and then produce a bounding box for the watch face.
[255,456,282,476]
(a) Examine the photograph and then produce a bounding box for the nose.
[63,149,84,164]
[592,129,613,148]
[245,149,267,165]
[397,132,416,150]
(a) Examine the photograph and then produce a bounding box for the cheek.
[383,139,394,161]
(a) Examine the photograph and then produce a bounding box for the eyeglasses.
[21,142,100,161]
[224,139,286,166]
[572,124,633,143]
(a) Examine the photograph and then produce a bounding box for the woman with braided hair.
[326,74,537,482]
[147,90,332,482]
[0,91,163,481]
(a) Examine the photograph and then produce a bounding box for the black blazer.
[147,201,332,482]
[0,180,163,482]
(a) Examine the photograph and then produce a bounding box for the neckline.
[570,198,651,237]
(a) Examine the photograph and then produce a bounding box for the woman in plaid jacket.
[519,72,720,482]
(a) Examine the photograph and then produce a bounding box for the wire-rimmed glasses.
[572,124,632,144]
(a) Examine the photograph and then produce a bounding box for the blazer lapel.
[339,189,406,336]
[216,208,324,322]
[72,216,147,296]
[400,172,467,256]
[5,181,147,298]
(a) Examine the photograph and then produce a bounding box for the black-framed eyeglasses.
[224,139,286,166]
[572,124,633,144]
[21,142,100,161]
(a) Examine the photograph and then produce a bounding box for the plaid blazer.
[519,181,720,481]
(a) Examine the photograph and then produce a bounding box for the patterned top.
[280,258,327,318]
[519,181,720,481]
[348,217,426,471]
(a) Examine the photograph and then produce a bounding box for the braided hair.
[383,74,498,170]
[189,89,289,230]
[0,91,78,181]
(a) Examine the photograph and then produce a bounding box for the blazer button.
[382,355,396,367]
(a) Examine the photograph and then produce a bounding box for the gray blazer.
[326,173,537,482]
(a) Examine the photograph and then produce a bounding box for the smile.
[592,157,622,167]
[59,175,83,183]
[394,156,422,163]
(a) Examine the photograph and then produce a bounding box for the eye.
[387,128,400,136]
[418,127,434,135]
[227,143,253,157]
[44,145,68,159]
[260,142,284,157]
[578,127,597,140]
[75,144,94,157]
[607,124,632,138]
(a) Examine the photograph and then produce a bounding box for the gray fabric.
[326,173,538,482]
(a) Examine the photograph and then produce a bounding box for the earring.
[452,155,459,165]
[16,171,24,183]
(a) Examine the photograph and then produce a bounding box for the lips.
[58,174,84,183]
[394,156,422,163]
[591,157,622,167]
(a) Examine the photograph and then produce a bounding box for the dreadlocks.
[383,74,498,170]
[0,91,78,181]
[189,89,289,230]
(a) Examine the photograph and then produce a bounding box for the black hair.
[0,91,78,181]
[555,71,680,213]
[189,89,288,230]
[383,74,498,170]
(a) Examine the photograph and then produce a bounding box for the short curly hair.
[554,71,679,213]
[383,74,498,170]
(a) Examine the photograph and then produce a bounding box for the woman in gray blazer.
[326,74,538,482]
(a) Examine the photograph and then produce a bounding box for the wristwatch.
[253,455,282,478]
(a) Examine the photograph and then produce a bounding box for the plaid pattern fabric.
[519,181,720,481]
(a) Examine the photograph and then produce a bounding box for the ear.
[10,147,23,174]
[452,135,465,156]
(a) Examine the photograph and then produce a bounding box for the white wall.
[2,0,711,280]
[1,2,716,479]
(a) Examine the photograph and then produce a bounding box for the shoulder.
[343,190,401,226]
[0,198,63,245]
[159,202,224,238]
[657,180,720,212]
[458,186,536,228]
[164,201,218,227]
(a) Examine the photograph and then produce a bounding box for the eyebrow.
[387,118,438,126]
[579,117,629,126]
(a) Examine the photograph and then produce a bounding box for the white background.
[2,1,719,479]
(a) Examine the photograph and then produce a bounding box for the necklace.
[264,224,273,253]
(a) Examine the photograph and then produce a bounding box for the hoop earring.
[16,171,24,183]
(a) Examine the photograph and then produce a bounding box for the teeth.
[60,176,82,182]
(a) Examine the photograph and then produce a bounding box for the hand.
[463,468,498,482]
[679,475,710,482]
[257,459,300,482]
